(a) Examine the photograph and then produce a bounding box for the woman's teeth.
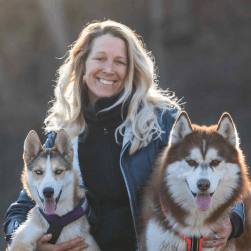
[98,79,114,85]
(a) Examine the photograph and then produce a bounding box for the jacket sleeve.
[159,108,245,239]
[3,131,100,243]
[228,202,245,239]
[3,189,35,242]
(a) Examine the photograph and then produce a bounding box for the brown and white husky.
[139,112,251,251]
[8,129,100,251]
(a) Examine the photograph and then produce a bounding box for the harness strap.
[199,236,206,251]
[39,197,89,244]
[160,198,205,251]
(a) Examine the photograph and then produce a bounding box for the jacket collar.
[122,107,179,149]
[122,125,131,149]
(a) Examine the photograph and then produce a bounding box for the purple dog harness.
[39,197,90,244]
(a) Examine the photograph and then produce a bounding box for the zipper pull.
[104,127,108,134]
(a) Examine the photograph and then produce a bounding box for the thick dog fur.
[139,112,251,251]
[8,129,100,251]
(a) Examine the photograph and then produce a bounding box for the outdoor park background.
[1,0,251,249]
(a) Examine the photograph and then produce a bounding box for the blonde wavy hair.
[44,20,181,155]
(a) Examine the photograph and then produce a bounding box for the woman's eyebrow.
[94,51,127,60]
[115,56,127,60]
[94,51,106,55]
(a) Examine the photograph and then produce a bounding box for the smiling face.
[84,34,128,107]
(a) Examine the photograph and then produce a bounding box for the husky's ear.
[54,129,73,163]
[23,130,43,164]
[217,112,239,147]
[170,111,193,145]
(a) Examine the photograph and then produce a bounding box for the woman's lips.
[98,78,116,85]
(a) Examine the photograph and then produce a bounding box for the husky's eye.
[211,160,221,166]
[55,170,63,175]
[35,170,43,175]
[186,160,197,166]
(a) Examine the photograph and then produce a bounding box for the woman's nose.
[102,60,114,74]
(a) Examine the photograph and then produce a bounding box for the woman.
[4,20,245,251]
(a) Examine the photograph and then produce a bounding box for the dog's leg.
[9,208,48,251]
[9,220,45,251]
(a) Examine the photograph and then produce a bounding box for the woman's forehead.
[91,34,127,57]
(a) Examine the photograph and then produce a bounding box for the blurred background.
[1,0,251,249]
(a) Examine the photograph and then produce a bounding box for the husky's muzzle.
[186,179,215,211]
[37,187,62,215]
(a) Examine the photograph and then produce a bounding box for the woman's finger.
[70,239,89,250]
[70,243,89,251]
[214,245,224,251]
[211,215,230,232]
[54,237,85,251]
[203,232,214,241]
[202,240,217,248]
[202,237,228,249]
[37,234,52,244]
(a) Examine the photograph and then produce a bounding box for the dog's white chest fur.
[145,219,215,251]
[146,219,187,251]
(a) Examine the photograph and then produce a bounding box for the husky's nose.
[43,187,54,198]
[197,179,210,191]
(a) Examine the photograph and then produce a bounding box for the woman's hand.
[202,215,232,251]
[36,234,88,251]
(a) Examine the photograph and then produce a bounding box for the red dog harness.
[160,198,205,251]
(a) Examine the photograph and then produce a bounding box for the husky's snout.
[43,187,54,198]
[40,189,62,215]
[194,179,213,211]
[42,186,56,215]
[197,179,210,192]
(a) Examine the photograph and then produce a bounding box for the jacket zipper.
[119,141,139,248]
[104,127,139,248]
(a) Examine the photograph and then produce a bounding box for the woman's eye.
[186,160,197,166]
[116,60,127,65]
[211,160,221,166]
[55,170,62,175]
[35,170,43,175]
[96,57,104,61]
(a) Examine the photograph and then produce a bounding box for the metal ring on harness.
[213,233,220,240]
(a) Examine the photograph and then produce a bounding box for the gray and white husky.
[8,129,100,251]
[139,112,251,251]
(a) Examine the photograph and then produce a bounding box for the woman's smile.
[97,78,116,86]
